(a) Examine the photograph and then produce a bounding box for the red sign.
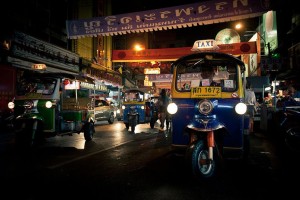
[112,42,257,62]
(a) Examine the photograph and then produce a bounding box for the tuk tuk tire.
[84,122,95,141]
[15,120,43,149]
[15,129,32,150]
[108,113,114,124]
[150,120,155,129]
[131,124,135,133]
[125,123,129,130]
[190,140,219,181]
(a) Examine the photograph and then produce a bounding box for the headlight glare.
[167,103,178,114]
[235,102,247,115]
[8,102,15,109]
[45,101,53,108]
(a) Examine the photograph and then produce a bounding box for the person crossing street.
[157,89,170,131]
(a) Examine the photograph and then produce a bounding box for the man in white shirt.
[245,82,257,133]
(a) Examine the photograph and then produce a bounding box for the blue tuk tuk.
[167,52,250,180]
[122,88,156,133]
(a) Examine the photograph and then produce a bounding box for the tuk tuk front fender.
[186,118,225,132]
[16,113,44,121]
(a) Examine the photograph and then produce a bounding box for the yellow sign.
[191,87,221,98]
[144,68,160,74]
[32,64,47,70]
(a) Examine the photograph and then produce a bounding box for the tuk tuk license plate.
[191,87,221,98]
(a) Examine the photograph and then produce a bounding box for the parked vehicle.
[273,104,300,153]
[8,71,96,148]
[0,66,16,133]
[94,99,115,124]
[122,88,156,133]
[167,52,250,180]
[116,102,124,121]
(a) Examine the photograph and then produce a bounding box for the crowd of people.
[276,84,300,107]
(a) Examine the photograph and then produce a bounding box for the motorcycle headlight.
[116,109,121,114]
[141,106,145,110]
[198,99,213,115]
[235,102,247,115]
[167,103,178,115]
[122,105,125,109]
[45,101,53,108]
[8,102,15,109]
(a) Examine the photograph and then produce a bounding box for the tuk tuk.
[9,71,96,148]
[122,88,156,133]
[166,52,249,180]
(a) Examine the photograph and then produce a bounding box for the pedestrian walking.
[245,82,257,133]
[157,89,170,130]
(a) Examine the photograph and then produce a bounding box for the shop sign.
[144,68,160,74]
[12,32,80,73]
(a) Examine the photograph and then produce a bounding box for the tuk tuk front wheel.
[131,124,135,133]
[15,120,43,149]
[84,122,95,141]
[150,119,155,129]
[190,140,220,181]
[125,123,129,130]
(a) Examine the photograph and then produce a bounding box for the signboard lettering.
[67,0,270,39]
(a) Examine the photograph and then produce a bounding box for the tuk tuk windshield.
[16,77,57,96]
[175,57,238,92]
[124,90,144,102]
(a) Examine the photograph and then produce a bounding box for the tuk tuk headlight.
[45,101,53,108]
[116,109,121,114]
[235,102,247,115]
[198,99,213,115]
[167,103,178,114]
[122,105,125,110]
[8,102,15,109]
[141,106,145,110]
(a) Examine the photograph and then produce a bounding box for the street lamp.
[133,44,144,51]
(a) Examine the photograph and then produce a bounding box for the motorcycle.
[276,105,300,153]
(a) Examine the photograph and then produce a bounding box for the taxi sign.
[191,39,219,51]
[191,86,221,98]
[32,64,47,70]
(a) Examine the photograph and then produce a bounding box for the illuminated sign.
[191,39,219,51]
[144,75,153,86]
[144,68,160,74]
[64,81,80,90]
[32,64,46,70]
